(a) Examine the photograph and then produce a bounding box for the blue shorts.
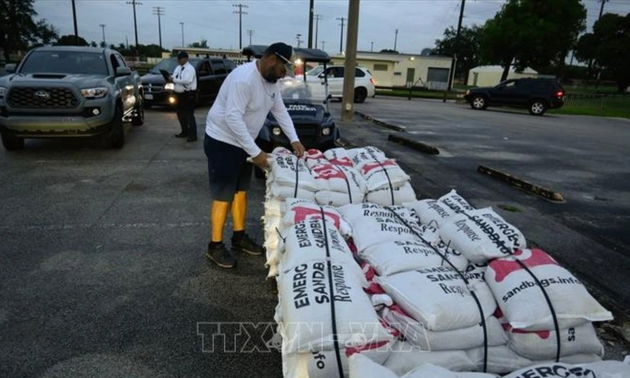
[204,134,253,202]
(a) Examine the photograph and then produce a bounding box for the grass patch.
[498,204,522,213]
[549,95,630,119]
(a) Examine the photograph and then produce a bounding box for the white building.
[330,51,453,89]
[467,65,538,87]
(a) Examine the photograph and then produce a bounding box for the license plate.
[144,94,153,100]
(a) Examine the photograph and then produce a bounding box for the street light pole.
[296,34,302,48]
[126,0,142,58]
[100,24,106,47]
[336,17,346,53]
[152,6,165,50]
[394,29,398,51]
[180,22,185,47]
[314,14,323,49]
[371,41,374,52]
[247,29,254,45]
[447,0,465,91]
[71,0,79,46]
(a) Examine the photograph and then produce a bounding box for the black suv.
[464,78,565,115]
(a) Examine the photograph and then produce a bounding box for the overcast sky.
[33,0,630,54]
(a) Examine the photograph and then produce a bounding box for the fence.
[562,93,630,117]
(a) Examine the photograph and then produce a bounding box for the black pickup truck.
[140,57,235,108]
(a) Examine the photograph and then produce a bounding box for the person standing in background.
[169,51,198,142]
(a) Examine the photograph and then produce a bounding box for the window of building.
[373,63,388,71]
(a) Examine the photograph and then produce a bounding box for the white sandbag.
[354,157,411,192]
[486,248,613,331]
[315,190,365,207]
[268,152,318,192]
[350,354,497,378]
[347,146,387,162]
[359,239,469,277]
[279,218,364,282]
[323,148,355,168]
[284,341,392,378]
[281,198,353,238]
[439,207,527,264]
[382,306,507,351]
[339,203,439,253]
[277,261,393,354]
[384,340,478,374]
[268,184,316,202]
[403,198,459,228]
[375,267,497,332]
[366,181,417,206]
[303,149,327,169]
[503,359,630,378]
[507,323,604,361]
[310,163,367,198]
[466,345,533,374]
[438,189,476,214]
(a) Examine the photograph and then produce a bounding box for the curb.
[477,165,565,203]
[387,134,440,155]
[334,137,357,149]
[354,111,406,132]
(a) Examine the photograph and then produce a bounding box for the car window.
[198,61,211,77]
[355,68,365,77]
[115,54,127,68]
[212,60,226,75]
[306,66,324,76]
[151,58,179,74]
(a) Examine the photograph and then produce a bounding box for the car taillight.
[370,78,375,85]
[556,91,564,97]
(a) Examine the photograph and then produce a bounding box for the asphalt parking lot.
[0,98,628,377]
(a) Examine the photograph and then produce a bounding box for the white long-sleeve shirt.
[205,61,299,157]
[172,62,197,93]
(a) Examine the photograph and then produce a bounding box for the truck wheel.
[354,87,367,103]
[131,99,144,126]
[1,132,25,151]
[105,104,125,149]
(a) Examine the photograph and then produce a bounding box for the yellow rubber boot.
[211,201,230,243]
[232,191,247,232]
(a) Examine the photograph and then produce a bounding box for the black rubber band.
[456,209,562,362]
[367,149,395,206]
[293,156,300,198]
[330,162,353,204]
[319,208,344,378]
[385,207,489,372]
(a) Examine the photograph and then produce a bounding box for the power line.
[152,6,165,50]
[233,3,248,50]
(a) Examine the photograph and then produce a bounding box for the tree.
[379,49,399,54]
[433,25,483,84]
[188,39,208,48]
[0,0,59,61]
[480,0,586,82]
[575,13,630,92]
[55,34,89,46]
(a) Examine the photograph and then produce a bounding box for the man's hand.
[252,151,269,169]
[167,75,174,83]
[291,141,305,158]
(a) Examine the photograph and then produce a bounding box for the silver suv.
[0,46,144,150]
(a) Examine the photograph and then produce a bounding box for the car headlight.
[81,87,108,99]
[272,127,282,136]
[0,87,6,98]
[164,83,175,91]
[321,127,331,136]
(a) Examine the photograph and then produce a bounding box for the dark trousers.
[176,91,197,139]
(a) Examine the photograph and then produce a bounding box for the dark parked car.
[464,78,565,115]
[140,56,235,108]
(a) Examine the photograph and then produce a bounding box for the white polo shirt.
[205,60,299,157]
[172,61,197,93]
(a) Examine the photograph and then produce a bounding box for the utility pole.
[233,3,248,50]
[598,0,608,19]
[152,6,165,50]
[321,40,326,51]
[308,0,314,48]
[371,41,374,52]
[180,22,185,47]
[447,0,465,92]
[336,17,346,54]
[71,0,79,46]
[246,29,254,46]
[394,29,398,51]
[99,24,106,48]
[296,34,302,48]
[126,0,142,58]
[341,0,360,121]
[314,14,323,49]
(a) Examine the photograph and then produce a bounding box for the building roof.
[470,65,538,74]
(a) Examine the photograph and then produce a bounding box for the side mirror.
[5,64,16,73]
[318,73,325,79]
[116,67,132,76]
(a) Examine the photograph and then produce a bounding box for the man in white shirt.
[169,51,198,142]
[204,42,305,269]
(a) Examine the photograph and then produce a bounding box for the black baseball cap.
[265,42,295,69]
[177,51,189,59]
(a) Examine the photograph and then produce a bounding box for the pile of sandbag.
[274,214,396,378]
